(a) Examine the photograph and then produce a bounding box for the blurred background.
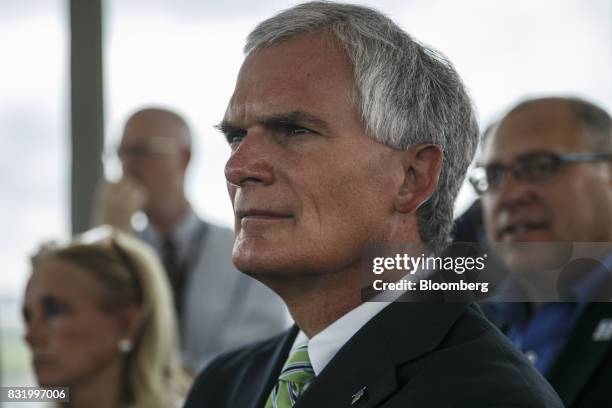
[1,0,611,388]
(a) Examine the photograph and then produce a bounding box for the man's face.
[119,115,186,210]
[223,33,403,277]
[481,101,612,246]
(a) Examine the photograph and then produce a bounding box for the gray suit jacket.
[142,213,289,371]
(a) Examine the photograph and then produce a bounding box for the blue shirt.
[503,302,586,374]
[488,251,612,375]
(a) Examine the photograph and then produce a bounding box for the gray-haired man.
[185,2,563,407]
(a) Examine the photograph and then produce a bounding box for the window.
[0,0,69,388]
[105,0,611,218]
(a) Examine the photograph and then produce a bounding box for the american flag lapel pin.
[351,386,367,405]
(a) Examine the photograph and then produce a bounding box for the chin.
[35,372,69,388]
[233,235,286,269]
[233,252,295,277]
[500,241,573,274]
[232,242,327,279]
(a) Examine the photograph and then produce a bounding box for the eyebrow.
[216,111,331,141]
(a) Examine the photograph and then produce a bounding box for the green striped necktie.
[265,343,315,408]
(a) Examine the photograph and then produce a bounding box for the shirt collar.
[292,300,391,376]
[142,207,201,260]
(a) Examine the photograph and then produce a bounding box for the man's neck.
[262,267,363,338]
[147,196,191,234]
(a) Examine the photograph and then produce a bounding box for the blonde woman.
[23,226,191,408]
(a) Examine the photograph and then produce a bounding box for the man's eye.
[227,133,246,149]
[229,139,244,150]
[289,127,311,135]
[526,158,556,174]
[118,146,151,158]
[273,123,314,137]
[485,164,505,184]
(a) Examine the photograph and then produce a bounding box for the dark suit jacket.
[485,302,612,408]
[184,302,563,407]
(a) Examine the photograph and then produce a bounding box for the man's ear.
[181,149,192,171]
[394,144,443,214]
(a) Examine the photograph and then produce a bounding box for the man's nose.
[225,128,275,188]
[489,171,538,211]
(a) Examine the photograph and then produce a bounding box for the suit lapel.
[547,303,612,406]
[252,326,299,408]
[294,302,468,408]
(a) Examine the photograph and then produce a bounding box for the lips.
[233,190,294,225]
[236,209,292,220]
[497,220,550,241]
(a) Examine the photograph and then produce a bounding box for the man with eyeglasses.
[471,97,612,407]
[96,107,288,372]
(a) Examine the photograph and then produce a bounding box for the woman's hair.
[31,226,191,408]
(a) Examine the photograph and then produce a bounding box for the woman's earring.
[118,338,133,353]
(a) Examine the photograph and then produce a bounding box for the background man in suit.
[474,97,612,407]
[97,107,288,371]
[185,2,563,407]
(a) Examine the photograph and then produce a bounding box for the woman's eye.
[42,298,70,320]
[22,308,31,324]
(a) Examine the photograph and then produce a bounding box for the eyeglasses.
[469,151,612,194]
[114,138,178,160]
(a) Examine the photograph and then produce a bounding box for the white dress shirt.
[292,301,391,375]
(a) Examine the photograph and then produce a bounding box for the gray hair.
[245,1,479,254]
[500,97,612,153]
